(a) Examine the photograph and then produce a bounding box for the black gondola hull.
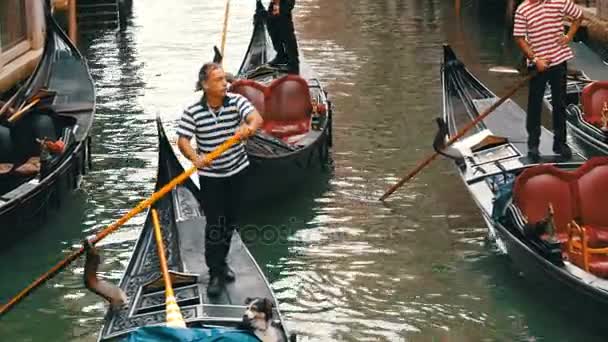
[0,141,88,248]
[441,44,608,316]
[0,6,95,248]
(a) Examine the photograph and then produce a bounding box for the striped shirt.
[177,93,254,177]
[513,0,582,67]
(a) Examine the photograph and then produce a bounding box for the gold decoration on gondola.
[601,101,608,132]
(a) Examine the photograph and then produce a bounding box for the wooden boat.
[0,5,95,247]
[440,44,608,310]
[228,1,332,201]
[97,118,293,341]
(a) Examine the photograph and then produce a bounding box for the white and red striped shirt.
[513,0,582,67]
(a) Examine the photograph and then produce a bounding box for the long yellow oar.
[151,209,186,328]
[0,134,241,316]
[220,0,231,65]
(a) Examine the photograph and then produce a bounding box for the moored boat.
[544,69,608,157]
[440,44,608,311]
[0,3,95,247]
[97,117,293,341]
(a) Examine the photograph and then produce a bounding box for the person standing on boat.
[513,0,583,162]
[266,0,300,74]
[177,62,264,297]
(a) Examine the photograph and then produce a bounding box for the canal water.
[1,0,606,341]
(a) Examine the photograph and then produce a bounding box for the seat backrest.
[581,81,608,124]
[576,157,608,226]
[265,75,312,122]
[513,165,577,232]
[229,80,267,114]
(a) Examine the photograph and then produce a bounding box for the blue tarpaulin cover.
[124,326,260,342]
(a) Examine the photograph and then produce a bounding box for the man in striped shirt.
[177,62,263,297]
[513,0,583,162]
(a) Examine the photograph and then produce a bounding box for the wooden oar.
[379,73,534,201]
[0,92,19,118]
[220,0,231,65]
[151,209,186,328]
[0,134,242,316]
[7,98,41,123]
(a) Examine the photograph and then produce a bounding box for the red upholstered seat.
[514,157,608,278]
[229,76,313,142]
[513,164,576,235]
[230,79,266,114]
[581,81,608,126]
[574,157,608,248]
[264,75,312,139]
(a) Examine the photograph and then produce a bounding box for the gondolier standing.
[266,0,299,74]
[177,62,263,297]
[513,0,583,162]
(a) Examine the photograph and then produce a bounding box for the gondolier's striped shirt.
[177,93,254,177]
[513,0,582,67]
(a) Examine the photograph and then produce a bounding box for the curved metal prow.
[433,117,465,166]
[213,46,223,64]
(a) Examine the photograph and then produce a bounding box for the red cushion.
[584,225,608,248]
[513,165,577,234]
[581,81,608,125]
[229,80,267,114]
[266,75,312,123]
[576,158,608,226]
[230,76,313,141]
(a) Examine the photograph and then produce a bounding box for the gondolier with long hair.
[177,62,263,297]
[513,0,583,162]
[265,0,299,74]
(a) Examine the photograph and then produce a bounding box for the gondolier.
[513,0,583,162]
[177,62,263,297]
[266,0,299,74]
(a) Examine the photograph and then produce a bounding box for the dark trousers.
[198,169,247,276]
[267,13,299,65]
[526,62,567,149]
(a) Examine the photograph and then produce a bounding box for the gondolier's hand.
[194,154,212,168]
[236,124,254,140]
[558,34,573,47]
[535,58,549,73]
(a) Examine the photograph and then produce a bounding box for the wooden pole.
[379,73,534,201]
[220,0,231,65]
[68,0,77,44]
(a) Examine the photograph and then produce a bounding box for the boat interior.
[512,157,608,278]
[230,74,328,146]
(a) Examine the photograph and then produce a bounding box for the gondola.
[543,66,608,157]
[0,3,95,247]
[97,118,293,341]
[228,0,332,201]
[440,44,608,310]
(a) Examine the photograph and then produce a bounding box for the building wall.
[0,0,46,92]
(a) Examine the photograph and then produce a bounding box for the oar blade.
[489,66,520,75]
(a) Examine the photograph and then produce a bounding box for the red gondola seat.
[581,81,608,127]
[513,158,608,277]
[229,79,267,115]
[229,75,313,143]
[264,75,313,140]
[513,164,575,243]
